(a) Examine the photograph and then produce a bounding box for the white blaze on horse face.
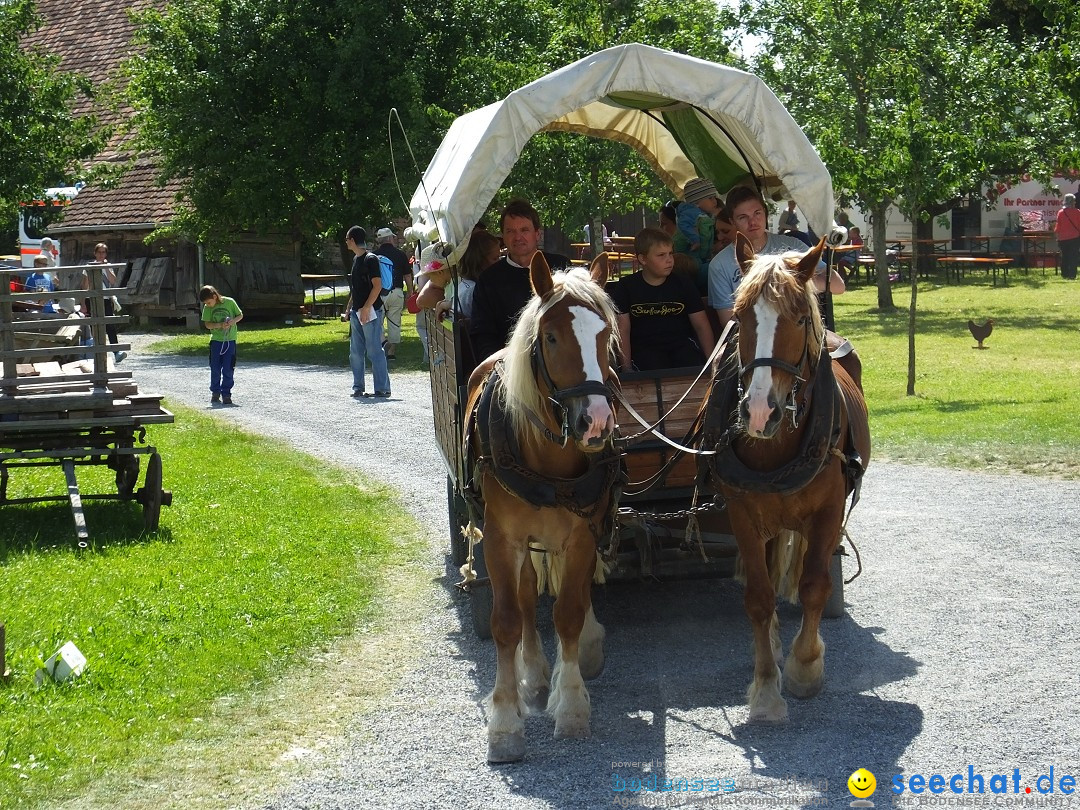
[568,305,613,440]
[746,298,780,436]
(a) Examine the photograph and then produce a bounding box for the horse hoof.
[554,721,591,740]
[748,702,789,723]
[523,687,550,714]
[579,649,605,681]
[487,731,526,764]
[783,653,824,698]
[784,669,824,699]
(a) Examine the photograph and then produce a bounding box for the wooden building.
[22,0,303,325]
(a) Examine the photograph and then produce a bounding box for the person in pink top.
[1056,193,1080,280]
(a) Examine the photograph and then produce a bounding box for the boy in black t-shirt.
[610,228,715,371]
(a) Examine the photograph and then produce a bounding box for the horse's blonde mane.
[499,268,619,444]
[733,251,824,363]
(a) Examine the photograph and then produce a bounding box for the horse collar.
[704,346,842,496]
[474,367,621,520]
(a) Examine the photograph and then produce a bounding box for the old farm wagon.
[0,263,173,545]
[410,44,848,636]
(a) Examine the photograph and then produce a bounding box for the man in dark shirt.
[345,226,391,398]
[468,198,570,361]
[374,227,413,360]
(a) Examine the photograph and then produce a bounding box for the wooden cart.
[415,45,852,636]
[0,263,174,547]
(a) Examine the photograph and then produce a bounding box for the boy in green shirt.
[199,285,243,405]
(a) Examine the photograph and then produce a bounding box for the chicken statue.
[968,318,994,349]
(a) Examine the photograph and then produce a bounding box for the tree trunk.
[871,202,895,309]
[914,216,937,277]
[907,237,918,396]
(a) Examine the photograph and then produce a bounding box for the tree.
[413,0,737,238]
[0,0,103,214]
[1032,0,1080,172]
[125,0,425,261]
[746,0,1060,394]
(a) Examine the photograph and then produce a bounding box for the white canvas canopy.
[409,43,836,260]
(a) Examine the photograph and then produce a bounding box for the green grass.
[149,271,1080,475]
[146,304,430,372]
[835,270,1080,475]
[0,406,416,806]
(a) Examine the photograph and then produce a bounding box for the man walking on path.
[374,227,413,359]
[345,226,391,398]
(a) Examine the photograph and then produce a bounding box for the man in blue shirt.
[24,256,56,311]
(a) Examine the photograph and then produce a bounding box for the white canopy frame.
[409,43,836,260]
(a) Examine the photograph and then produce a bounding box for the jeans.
[350,308,391,393]
[209,340,236,395]
[415,311,429,364]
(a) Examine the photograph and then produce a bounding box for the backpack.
[376,253,394,295]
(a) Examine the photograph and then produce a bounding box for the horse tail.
[531,549,608,596]
[769,530,806,604]
[734,530,806,604]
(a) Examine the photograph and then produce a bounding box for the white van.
[18,185,80,268]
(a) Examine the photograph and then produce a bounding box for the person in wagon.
[708,186,845,330]
[468,198,570,361]
[674,177,721,293]
[611,227,715,372]
[433,229,502,322]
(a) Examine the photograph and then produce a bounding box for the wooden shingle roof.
[20,0,156,158]
[23,0,176,230]
[49,160,182,232]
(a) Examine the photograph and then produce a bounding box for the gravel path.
[123,335,1080,810]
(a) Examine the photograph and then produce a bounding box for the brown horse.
[463,252,621,762]
[700,235,870,722]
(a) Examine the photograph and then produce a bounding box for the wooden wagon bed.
[1,264,174,545]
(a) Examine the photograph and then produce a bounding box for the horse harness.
[701,326,865,502]
[466,363,624,539]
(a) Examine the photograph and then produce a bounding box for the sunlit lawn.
[0,407,415,805]
[145,296,428,372]
[834,268,1080,475]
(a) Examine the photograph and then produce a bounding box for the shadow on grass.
[0,499,170,560]
[872,389,1068,416]
[147,319,430,372]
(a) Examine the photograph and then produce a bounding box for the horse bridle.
[530,338,613,444]
[737,315,818,429]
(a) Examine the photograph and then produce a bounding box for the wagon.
[411,44,848,636]
[0,262,173,546]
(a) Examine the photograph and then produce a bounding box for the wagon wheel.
[139,452,163,532]
[823,551,845,619]
[469,540,493,640]
[447,475,469,567]
[115,455,140,498]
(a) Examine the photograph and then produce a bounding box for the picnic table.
[301,273,347,318]
[569,242,637,276]
[936,255,1012,286]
